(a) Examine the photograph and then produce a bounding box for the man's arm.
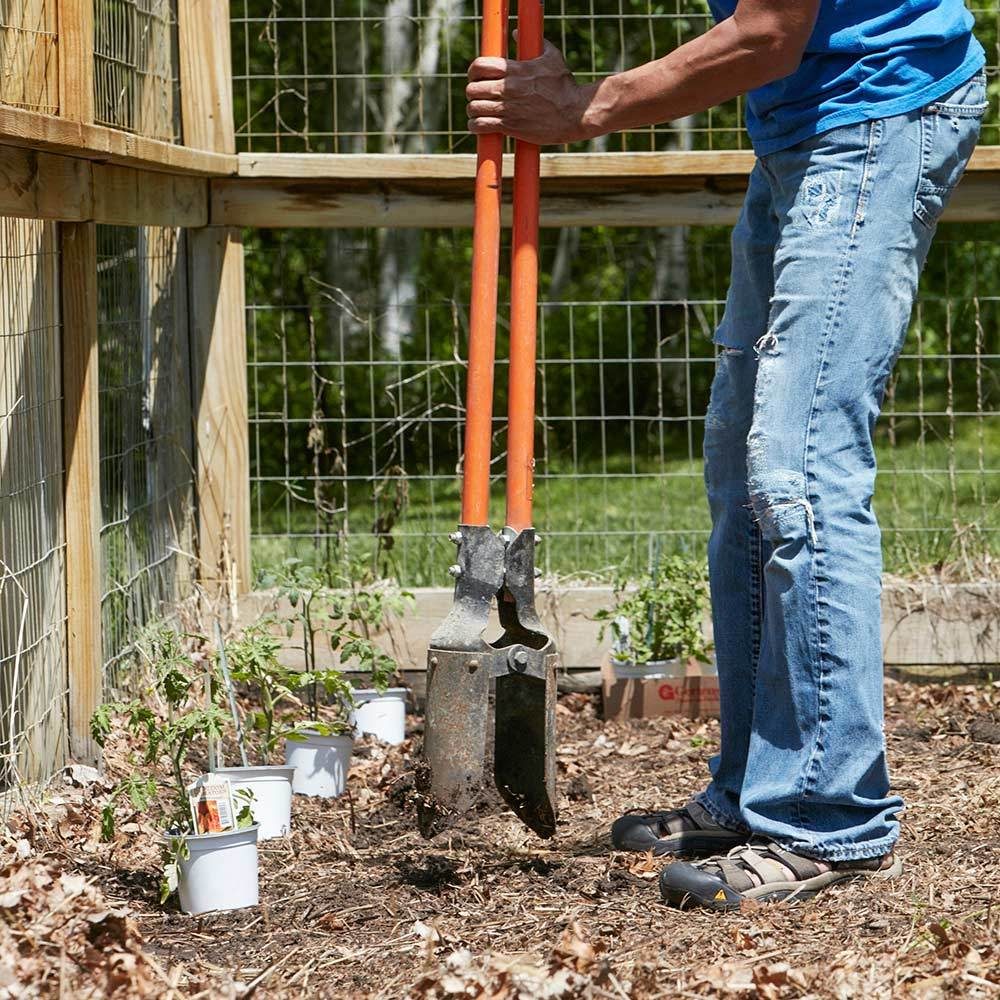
[467,0,821,145]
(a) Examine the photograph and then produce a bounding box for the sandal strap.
[765,843,823,881]
[701,841,827,891]
[715,857,756,893]
[643,801,721,838]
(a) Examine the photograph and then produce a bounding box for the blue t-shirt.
[707,0,986,155]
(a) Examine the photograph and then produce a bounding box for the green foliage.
[91,629,231,841]
[258,557,412,726]
[225,619,288,757]
[596,556,713,665]
[234,788,257,830]
[160,836,190,905]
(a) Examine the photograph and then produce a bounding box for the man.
[467,1,985,909]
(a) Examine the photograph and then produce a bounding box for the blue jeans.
[696,72,986,860]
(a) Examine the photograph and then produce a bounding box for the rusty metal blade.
[493,657,557,838]
[418,648,491,836]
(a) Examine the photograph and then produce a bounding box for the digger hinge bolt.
[508,648,529,672]
[448,531,463,544]
[448,564,462,578]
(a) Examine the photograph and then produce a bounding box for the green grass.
[252,418,1000,586]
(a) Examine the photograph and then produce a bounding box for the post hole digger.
[417,0,557,840]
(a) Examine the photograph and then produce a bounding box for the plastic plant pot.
[611,658,683,680]
[215,766,295,840]
[175,824,260,915]
[349,687,408,745]
[284,730,353,797]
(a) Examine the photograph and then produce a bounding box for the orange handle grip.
[505,0,543,532]
[460,0,509,526]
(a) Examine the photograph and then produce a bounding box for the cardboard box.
[601,655,720,721]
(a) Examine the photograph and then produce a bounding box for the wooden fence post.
[177,0,251,596]
[61,222,101,765]
[59,1,100,763]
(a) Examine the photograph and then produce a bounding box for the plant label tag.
[187,775,237,835]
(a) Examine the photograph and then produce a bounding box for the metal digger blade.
[417,526,558,839]
[417,525,504,836]
[420,647,491,826]
[494,663,557,837]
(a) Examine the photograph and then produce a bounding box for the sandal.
[610,800,746,857]
[660,838,902,910]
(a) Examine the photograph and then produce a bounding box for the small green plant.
[595,556,713,665]
[224,618,292,759]
[91,625,232,901]
[257,558,412,736]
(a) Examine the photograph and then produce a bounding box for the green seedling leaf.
[100,804,116,842]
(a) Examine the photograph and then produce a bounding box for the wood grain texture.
[236,150,758,179]
[0,105,236,174]
[187,227,251,594]
[90,163,208,226]
[213,168,1000,229]
[0,144,209,224]
[236,146,1000,181]
[57,0,94,123]
[61,221,102,765]
[177,0,236,154]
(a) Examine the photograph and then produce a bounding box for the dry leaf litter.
[2,679,999,998]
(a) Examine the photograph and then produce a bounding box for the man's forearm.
[579,13,812,139]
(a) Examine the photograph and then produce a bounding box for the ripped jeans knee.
[746,466,818,546]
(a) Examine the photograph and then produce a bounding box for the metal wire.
[0,217,66,797]
[96,225,195,692]
[94,0,181,142]
[245,227,1000,587]
[231,0,1000,154]
[0,0,59,114]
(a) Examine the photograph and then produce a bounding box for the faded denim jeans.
[696,72,986,860]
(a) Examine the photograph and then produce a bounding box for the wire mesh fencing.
[244,225,1000,588]
[0,217,66,796]
[0,0,59,114]
[231,0,1000,154]
[97,224,195,692]
[94,0,181,142]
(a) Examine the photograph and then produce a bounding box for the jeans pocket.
[914,73,987,229]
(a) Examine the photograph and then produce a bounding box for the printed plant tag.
[187,775,237,835]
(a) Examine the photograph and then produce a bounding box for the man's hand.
[466,39,597,146]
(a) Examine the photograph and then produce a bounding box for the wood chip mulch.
[3,678,999,998]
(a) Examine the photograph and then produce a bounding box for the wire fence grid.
[97,224,195,692]
[231,0,1000,155]
[94,0,181,142]
[0,0,59,114]
[245,226,1000,588]
[0,216,66,796]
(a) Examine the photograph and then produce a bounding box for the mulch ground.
[3,678,1000,998]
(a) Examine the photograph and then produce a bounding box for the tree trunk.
[377,0,462,357]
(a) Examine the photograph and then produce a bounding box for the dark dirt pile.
[2,678,999,998]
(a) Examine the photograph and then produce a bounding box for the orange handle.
[505,0,543,532]
[460,0,509,526]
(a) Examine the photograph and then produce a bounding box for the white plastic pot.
[175,824,260,915]
[350,687,408,745]
[284,730,353,797]
[215,766,295,840]
[611,658,683,680]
